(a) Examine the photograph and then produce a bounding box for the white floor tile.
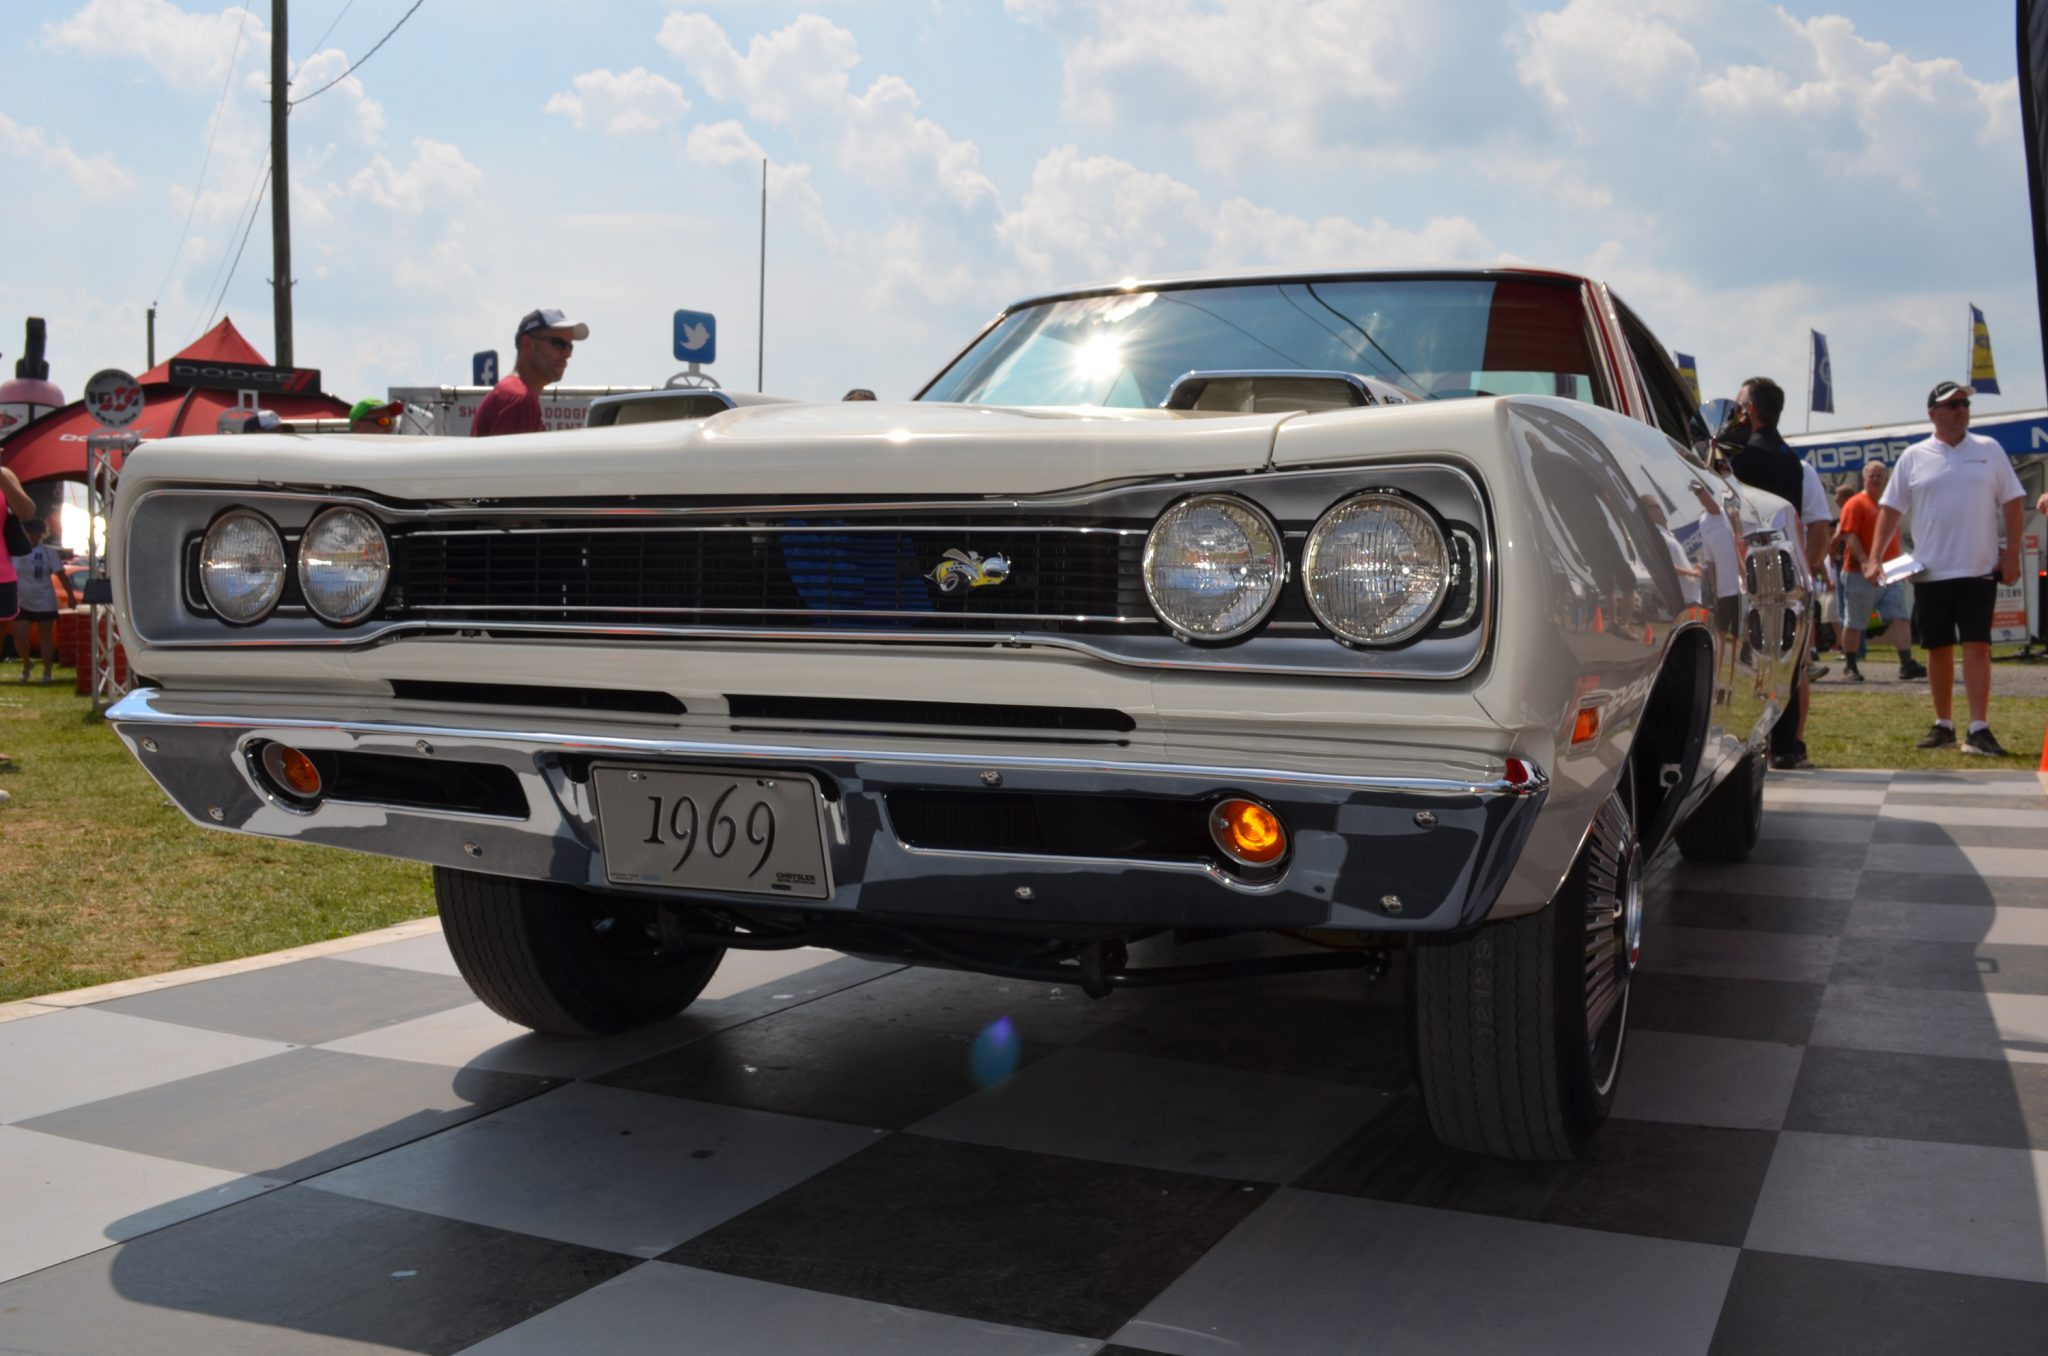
[330,932,461,976]
[1746,1132,2048,1283]
[1811,985,2048,1065]
[307,1081,881,1258]
[1117,1190,1736,1356]
[0,1007,290,1124]
[0,1127,283,1283]
[464,1261,1097,1355]
[320,1002,716,1079]
[1846,900,2048,948]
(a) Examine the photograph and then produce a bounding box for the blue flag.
[1809,330,1834,414]
[1672,352,1700,405]
[1968,304,2001,394]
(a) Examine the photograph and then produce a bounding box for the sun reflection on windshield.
[1073,334,1126,384]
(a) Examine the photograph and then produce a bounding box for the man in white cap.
[472,308,589,437]
[1865,380,2026,755]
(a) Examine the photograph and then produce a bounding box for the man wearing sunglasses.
[472,308,589,437]
[1865,380,2026,756]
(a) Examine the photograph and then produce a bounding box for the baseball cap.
[516,308,590,342]
[1927,380,1974,406]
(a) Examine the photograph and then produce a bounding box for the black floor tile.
[1875,820,2048,851]
[1076,971,1412,1089]
[1857,871,2048,907]
[792,963,1138,1047]
[1729,837,1869,870]
[1831,935,2048,995]
[17,1048,558,1180]
[0,1185,635,1355]
[1294,1094,1775,1247]
[1629,972,1823,1045]
[1709,1250,2048,1356]
[1784,1045,2048,1151]
[92,958,479,1045]
[593,1008,1055,1128]
[1644,889,1852,937]
[662,1133,1270,1339]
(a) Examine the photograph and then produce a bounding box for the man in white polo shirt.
[1865,380,2026,755]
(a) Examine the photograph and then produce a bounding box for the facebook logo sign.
[473,350,499,386]
[673,310,717,365]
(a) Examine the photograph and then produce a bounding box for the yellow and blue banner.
[1673,352,1700,405]
[1809,330,1834,414]
[1968,304,2001,394]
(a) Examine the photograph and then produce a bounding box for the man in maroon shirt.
[471,308,588,436]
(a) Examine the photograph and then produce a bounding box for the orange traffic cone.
[2038,716,2048,773]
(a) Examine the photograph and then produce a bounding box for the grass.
[0,677,433,1004]
[1802,687,2048,770]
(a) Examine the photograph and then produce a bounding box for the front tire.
[435,867,725,1036]
[1675,748,1765,863]
[1413,789,1642,1159]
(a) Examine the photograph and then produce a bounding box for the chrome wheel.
[1582,792,1641,1098]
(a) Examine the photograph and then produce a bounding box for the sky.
[0,0,2038,432]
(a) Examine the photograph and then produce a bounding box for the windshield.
[919,276,1607,410]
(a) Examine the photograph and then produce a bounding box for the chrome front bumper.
[108,688,1547,932]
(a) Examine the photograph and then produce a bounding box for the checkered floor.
[3,769,2047,1355]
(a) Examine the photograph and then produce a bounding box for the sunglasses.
[528,334,573,352]
[1935,398,1971,410]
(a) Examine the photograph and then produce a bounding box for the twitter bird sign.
[673,310,717,366]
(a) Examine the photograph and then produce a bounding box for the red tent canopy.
[0,318,349,486]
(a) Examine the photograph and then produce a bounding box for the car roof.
[1000,263,1590,313]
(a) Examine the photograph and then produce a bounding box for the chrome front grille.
[390,524,1151,629]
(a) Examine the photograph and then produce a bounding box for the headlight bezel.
[295,506,392,626]
[197,507,289,626]
[1300,490,1454,648]
[1141,492,1287,643]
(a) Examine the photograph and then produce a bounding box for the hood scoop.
[1162,369,1415,414]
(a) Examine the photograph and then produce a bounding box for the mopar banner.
[1790,407,2048,473]
[164,359,322,395]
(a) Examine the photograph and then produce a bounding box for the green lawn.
[0,678,433,1004]
[1801,685,2048,771]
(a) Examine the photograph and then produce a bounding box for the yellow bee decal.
[927,549,1012,593]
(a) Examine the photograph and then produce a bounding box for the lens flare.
[969,1016,1020,1087]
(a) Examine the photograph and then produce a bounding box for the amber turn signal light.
[258,742,324,802]
[1210,797,1287,867]
[1571,706,1601,746]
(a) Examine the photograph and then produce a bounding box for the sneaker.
[1806,662,1830,682]
[1916,724,1956,749]
[1844,658,1865,682]
[1962,727,2009,757]
[1899,659,1927,680]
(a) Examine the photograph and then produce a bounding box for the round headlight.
[199,509,287,624]
[297,507,390,624]
[1302,493,1450,645]
[1143,494,1283,641]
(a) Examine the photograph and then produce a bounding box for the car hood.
[157,401,1294,502]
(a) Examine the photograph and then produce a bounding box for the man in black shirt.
[1726,376,1811,769]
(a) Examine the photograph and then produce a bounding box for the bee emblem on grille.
[927,548,1011,593]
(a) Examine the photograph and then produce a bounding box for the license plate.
[592,765,832,899]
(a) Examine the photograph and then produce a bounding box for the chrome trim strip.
[400,605,1148,623]
[897,843,1287,895]
[108,688,1535,800]
[410,524,1149,538]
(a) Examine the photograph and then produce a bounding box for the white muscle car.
[108,267,1807,1159]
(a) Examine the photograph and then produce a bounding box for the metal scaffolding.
[85,431,135,713]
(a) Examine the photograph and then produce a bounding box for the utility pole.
[269,0,293,367]
[146,304,156,369]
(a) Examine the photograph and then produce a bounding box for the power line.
[302,0,360,62]
[204,164,272,335]
[154,3,252,305]
[188,154,270,343]
[289,0,426,106]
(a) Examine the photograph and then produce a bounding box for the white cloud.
[348,138,484,215]
[545,67,691,136]
[660,12,997,208]
[0,112,139,200]
[44,0,264,94]
[287,48,388,142]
